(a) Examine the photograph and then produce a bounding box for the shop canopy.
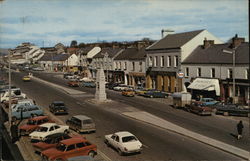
[187,78,220,96]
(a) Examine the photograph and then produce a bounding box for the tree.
[70,40,78,47]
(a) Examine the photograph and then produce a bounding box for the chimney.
[137,41,145,50]
[203,38,214,49]
[232,34,245,48]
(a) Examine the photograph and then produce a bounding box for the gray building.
[182,35,249,104]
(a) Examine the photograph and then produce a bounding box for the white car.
[104,131,142,155]
[113,85,133,91]
[29,123,69,142]
[0,90,26,103]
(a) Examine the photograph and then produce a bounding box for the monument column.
[95,68,107,101]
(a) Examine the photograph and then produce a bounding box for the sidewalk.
[32,75,250,160]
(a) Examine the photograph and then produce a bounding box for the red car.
[41,137,97,161]
[67,81,79,87]
[19,116,54,135]
[186,101,212,116]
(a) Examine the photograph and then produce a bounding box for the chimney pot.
[203,38,214,49]
[232,34,245,48]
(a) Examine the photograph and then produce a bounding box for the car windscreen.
[37,127,48,132]
[27,120,36,125]
[122,136,138,143]
[56,144,66,151]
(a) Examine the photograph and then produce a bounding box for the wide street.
[0,69,246,160]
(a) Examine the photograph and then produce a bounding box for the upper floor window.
[132,62,135,71]
[174,56,178,67]
[154,56,158,67]
[211,68,215,78]
[160,56,164,67]
[197,68,201,77]
[245,69,249,79]
[228,68,233,78]
[185,67,189,77]
[148,56,153,67]
[119,62,122,69]
[167,56,171,67]
[139,62,142,72]
[124,62,127,70]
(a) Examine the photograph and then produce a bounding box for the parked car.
[66,115,96,133]
[19,116,54,135]
[67,80,79,87]
[12,98,35,109]
[0,88,26,103]
[185,102,212,116]
[82,81,96,88]
[199,98,218,106]
[29,123,69,142]
[11,104,44,121]
[104,131,142,156]
[214,103,250,117]
[32,67,44,71]
[63,73,73,79]
[49,101,68,115]
[144,91,168,98]
[32,133,72,154]
[41,137,97,160]
[107,83,121,90]
[122,90,135,97]
[135,88,152,96]
[22,76,31,82]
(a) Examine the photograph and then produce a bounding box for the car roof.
[39,123,57,127]
[73,115,92,120]
[29,115,49,121]
[60,137,86,145]
[115,131,134,137]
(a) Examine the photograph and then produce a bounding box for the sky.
[0,0,248,48]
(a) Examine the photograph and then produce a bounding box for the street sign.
[177,72,184,78]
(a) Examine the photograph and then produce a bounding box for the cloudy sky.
[0,0,248,48]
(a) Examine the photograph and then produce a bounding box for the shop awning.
[187,78,220,96]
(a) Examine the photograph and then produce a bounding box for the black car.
[215,103,250,117]
[49,101,68,115]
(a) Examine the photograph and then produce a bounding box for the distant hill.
[0,48,9,55]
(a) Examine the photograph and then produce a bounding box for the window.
[167,56,171,67]
[119,62,122,69]
[174,56,178,67]
[139,62,142,72]
[154,56,158,67]
[132,62,135,71]
[211,68,215,78]
[160,56,164,67]
[185,67,189,77]
[54,125,60,129]
[228,69,233,78]
[124,62,127,70]
[197,68,201,77]
[115,136,120,142]
[49,127,54,131]
[66,144,75,151]
[76,142,85,148]
[245,69,249,79]
[148,56,153,67]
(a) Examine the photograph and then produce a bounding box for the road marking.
[142,144,149,148]
[97,150,112,161]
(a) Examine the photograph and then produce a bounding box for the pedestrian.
[10,121,19,143]
[237,120,244,140]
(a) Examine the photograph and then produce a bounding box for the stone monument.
[95,68,107,101]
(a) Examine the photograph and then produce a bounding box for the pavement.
[30,75,250,160]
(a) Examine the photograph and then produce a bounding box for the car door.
[48,126,55,135]
[76,142,88,155]
[64,144,78,159]
[54,125,61,133]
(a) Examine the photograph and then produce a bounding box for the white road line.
[97,150,112,161]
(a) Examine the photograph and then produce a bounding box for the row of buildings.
[6,29,249,104]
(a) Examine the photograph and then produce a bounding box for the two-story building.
[145,29,223,92]
[182,35,249,104]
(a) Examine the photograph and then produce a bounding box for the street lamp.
[222,48,236,104]
[8,49,12,126]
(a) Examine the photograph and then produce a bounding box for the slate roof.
[93,48,122,58]
[182,42,249,64]
[114,47,147,61]
[39,53,69,61]
[147,29,205,50]
[79,47,94,55]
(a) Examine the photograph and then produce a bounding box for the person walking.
[237,120,244,140]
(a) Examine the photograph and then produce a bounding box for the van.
[66,115,96,133]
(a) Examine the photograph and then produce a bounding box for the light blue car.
[11,104,44,120]
[200,98,218,106]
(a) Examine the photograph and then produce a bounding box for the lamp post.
[102,52,108,82]
[222,48,236,104]
[8,49,12,126]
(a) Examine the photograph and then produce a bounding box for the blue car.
[11,104,44,120]
[199,98,218,106]
[82,82,96,88]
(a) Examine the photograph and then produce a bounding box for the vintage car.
[185,102,212,116]
[22,76,31,82]
[49,101,68,115]
[32,133,72,154]
[29,123,69,142]
[19,116,54,135]
[67,80,79,87]
[66,115,96,133]
[82,81,96,88]
[214,103,250,117]
[11,104,44,120]
[122,90,135,97]
[113,84,130,91]
[104,131,142,156]
[199,98,218,106]
[143,91,168,98]
[41,137,97,160]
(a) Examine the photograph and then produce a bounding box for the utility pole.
[8,49,12,126]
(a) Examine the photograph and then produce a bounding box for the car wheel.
[88,150,96,157]
[150,95,153,98]
[118,148,123,156]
